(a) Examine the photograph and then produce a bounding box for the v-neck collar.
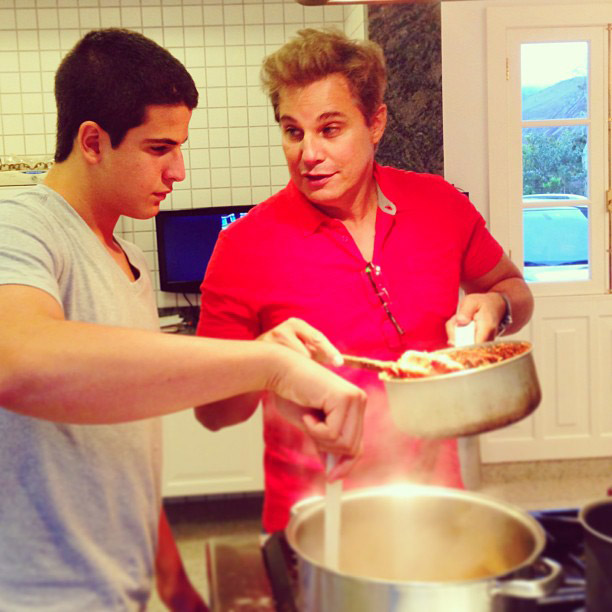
[39,184,143,286]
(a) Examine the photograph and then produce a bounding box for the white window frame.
[487,4,611,298]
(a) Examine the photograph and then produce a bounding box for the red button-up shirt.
[198,164,503,531]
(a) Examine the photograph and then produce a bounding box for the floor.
[148,456,612,611]
[149,494,264,611]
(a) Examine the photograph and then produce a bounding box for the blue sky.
[521,41,588,88]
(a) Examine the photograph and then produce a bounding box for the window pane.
[522,126,588,198]
[521,42,588,120]
[523,206,589,283]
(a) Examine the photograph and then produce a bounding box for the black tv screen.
[155,205,253,293]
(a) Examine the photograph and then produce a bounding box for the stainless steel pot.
[579,497,612,612]
[286,484,561,611]
[381,340,541,438]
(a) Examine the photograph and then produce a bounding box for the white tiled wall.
[0,0,366,308]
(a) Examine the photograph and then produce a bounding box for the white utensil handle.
[455,320,476,348]
[324,454,341,570]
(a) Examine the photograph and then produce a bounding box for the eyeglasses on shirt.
[364,262,405,336]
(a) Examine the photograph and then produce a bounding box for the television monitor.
[155,205,253,293]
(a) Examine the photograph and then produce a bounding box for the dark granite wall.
[368,2,443,176]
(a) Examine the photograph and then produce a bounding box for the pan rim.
[379,339,533,384]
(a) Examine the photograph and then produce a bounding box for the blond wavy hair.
[260,28,387,126]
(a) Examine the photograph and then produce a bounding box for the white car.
[523,205,589,283]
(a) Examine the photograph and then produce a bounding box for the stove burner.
[529,508,585,611]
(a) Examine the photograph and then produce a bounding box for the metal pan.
[377,340,541,438]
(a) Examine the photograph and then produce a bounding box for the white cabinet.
[480,294,612,463]
[161,405,264,498]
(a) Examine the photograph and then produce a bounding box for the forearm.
[0,288,367,468]
[457,254,534,341]
[0,317,285,424]
[194,392,261,431]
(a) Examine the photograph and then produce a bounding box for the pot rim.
[380,340,533,384]
[286,483,547,587]
[579,497,612,543]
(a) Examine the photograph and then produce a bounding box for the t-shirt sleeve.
[454,191,504,282]
[0,198,63,305]
[383,168,504,283]
[196,227,261,341]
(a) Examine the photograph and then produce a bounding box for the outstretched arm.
[0,285,366,472]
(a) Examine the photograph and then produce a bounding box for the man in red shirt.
[195,28,534,532]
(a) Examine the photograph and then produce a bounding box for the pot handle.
[491,557,563,599]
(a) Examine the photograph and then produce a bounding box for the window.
[487,14,607,297]
[521,41,590,284]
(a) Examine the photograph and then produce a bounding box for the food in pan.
[391,351,464,378]
[385,342,531,379]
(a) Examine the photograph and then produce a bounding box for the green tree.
[522,127,587,196]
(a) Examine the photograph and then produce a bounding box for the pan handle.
[491,557,563,599]
[341,354,393,372]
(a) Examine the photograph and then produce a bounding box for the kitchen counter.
[478,456,612,511]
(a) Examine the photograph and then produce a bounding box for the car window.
[523,206,589,282]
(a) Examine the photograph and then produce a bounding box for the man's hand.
[447,254,534,346]
[263,331,366,480]
[198,316,366,478]
[446,292,507,345]
[258,317,344,367]
[258,317,366,478]
[195,318,357,438]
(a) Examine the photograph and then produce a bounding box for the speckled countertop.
[478,457,612,511]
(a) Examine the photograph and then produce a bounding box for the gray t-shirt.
[0,185,162,610]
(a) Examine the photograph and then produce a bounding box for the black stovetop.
[528,508,585,612]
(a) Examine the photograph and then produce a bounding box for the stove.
[204,508,586,611]
[529,509,586,612]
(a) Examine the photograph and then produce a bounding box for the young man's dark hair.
[54,28,199,162]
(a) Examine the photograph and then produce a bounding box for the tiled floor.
[149,457,612,610]
[149,494,263,611]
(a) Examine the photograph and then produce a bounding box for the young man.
[196,28,534,533]
[0,29,366,610]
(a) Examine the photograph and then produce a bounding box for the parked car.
[523,193,588,201]
[523,205,589,282]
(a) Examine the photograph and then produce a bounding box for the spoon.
[341,354,396,373]
[324,454,341,570]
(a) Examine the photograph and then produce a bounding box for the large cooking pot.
[381,340,541,438]
[286,484,562,611]
[579,497,612,612]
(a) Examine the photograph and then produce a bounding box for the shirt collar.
[286,163,397,236]
[285,180,332,236]
[377,183,397,216]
